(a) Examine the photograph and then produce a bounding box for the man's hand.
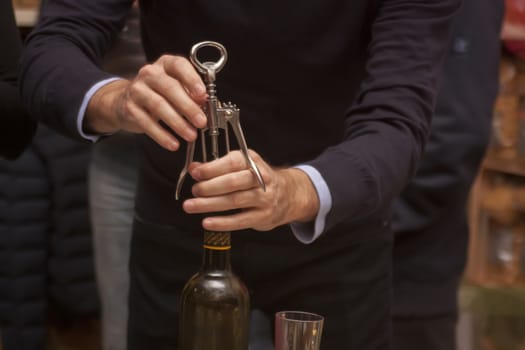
[182,150,320,232]
[85,55,208,151]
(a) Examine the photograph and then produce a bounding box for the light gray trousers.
[89,135,138,350]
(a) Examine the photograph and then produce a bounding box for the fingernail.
[184,129,197,142]
[183,200,194,213]
[190,168,200,180]
[202,217,214,228]
[168,140,179,151]
[196,113,207,128]
[194,83,206,95]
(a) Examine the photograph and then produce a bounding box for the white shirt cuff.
[290,165,332,244]
[77,77,123,142]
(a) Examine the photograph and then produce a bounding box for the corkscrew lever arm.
[175,140,196,200]
[220,103,266,192]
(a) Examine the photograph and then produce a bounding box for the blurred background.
[6,0,525,349]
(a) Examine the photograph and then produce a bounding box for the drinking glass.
[274,311,324,350]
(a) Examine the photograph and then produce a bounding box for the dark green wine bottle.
[178,231,250,350]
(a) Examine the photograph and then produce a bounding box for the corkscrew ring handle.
[190,41,228,77]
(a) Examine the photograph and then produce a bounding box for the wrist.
[282,168,320,223]
[84,79,130,134]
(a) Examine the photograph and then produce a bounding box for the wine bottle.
[178,231,250,350]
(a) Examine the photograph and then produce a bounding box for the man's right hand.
[84,55,208,151]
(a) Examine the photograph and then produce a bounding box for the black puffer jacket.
[0,125,97,350]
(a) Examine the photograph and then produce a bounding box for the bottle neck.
[202,231,232,271]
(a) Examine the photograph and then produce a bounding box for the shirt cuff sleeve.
[289,165,332,244]
[77,77,123,142]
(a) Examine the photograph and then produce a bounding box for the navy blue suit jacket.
[20,0,460,243]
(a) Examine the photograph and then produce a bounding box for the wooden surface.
[466,173,487,284]
[48,317,101,350]
[0,318,100,350]
[483,153,525,177]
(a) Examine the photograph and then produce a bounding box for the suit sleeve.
[305,0,462,232]
[19,0,133,140]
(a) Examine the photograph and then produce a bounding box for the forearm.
[305,0,460,231]
[19,0,131,139]
[85,79,130,135]
[20,38,118,140]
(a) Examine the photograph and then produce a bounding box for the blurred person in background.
[90,3,144,350]
[1,1,99,349]
[391,0,505,349]
[0,0,36,159]
[0,1,38,348]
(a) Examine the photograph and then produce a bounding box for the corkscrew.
[175,41,266,200]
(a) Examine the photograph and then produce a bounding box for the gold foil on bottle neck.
[203,231,231,250]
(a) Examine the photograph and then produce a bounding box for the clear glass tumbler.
[274,311,324,350]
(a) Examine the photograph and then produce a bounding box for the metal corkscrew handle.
[175,41,266,200]
[189,41,227,81]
